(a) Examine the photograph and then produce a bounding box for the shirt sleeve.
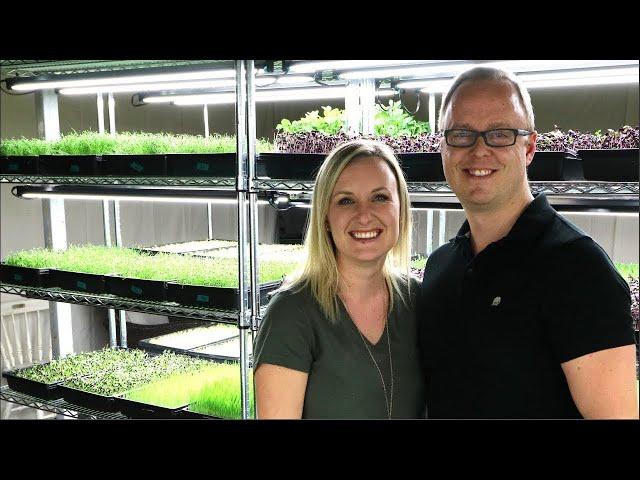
[253,289,315,373]
[542,236,636,363]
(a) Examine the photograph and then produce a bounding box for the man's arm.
[255,363,308,419]
[561,344,638,419]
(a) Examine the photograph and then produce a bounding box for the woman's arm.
[255,363,309,419]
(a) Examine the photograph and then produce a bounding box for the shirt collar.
[453,193,556,247]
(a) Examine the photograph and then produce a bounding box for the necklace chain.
[341,292,394,419]
[356,319,393,419]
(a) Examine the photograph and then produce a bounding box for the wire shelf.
[255,179,639,195]
[0,385,127,419]
[4,175,637,196]
[0,175,237,187]
[0,284,241,323]
[0,60,231,78]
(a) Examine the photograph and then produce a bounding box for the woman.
[254,139,425,419]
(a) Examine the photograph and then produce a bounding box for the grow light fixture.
[339,62,475,80]
[7,69,237,92]
[395,65,640,93]
[58,79,238,95]
[11,185,273,205]
[343,60,638,81]
[407,192,638,214]
[142,87,395,105]
[517,66,639,89]
[288,60,434,74]
[254,75,316,86]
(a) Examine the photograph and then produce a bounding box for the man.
[418,66,638,419]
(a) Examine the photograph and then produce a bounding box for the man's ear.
[525,131,537,167]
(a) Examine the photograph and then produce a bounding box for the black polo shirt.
[418,194,635,419]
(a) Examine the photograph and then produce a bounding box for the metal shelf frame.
[1,175,237,188]
[1,60,260,420]
[0,284,241,323]
[0,385,127,419]
[254,179,640,195]
[4,176,639,196]
[3,60,637,420]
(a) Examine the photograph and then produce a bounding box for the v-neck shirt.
[254,276,426,419]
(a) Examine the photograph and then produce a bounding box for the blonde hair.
[439,66,536,132]
[284,139,412,323]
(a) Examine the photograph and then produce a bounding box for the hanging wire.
[399,90,421,115]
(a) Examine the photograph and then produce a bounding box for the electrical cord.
[400,90,421,115]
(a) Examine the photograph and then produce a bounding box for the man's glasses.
[444,128,534,147]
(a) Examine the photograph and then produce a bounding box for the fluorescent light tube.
[341,60,638,81]
[401,66,639,92]
[19,192,271,205]
[144,87,395,105]
[340,64,472,80]
[558,210,639,217]
[59,79,237,95]
[9,69,237,91]
[289,60,432,74]
[255,75,315,86]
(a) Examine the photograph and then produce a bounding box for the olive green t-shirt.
[254,276,426,419]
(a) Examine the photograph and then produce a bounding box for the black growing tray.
[2,369,65,400]
[578,149,639,181]
[58,382,120,412]
[48,270,106,294]
[0,264,50,287]
[397,152,445,181]
[0,156,38,174]
[527,151,583,181]
[166,280,281,309]
[258,153,325,180]
[137,340,191,355]
[115,395,189,419]
[38,155,98,176]
[187,336,253,366]
[105,276,168,302]
[98,154,166,176]
[166,153,237,177]
[174,408,218,419]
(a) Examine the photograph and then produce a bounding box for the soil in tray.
[2,369,64,400]
[0,156,38,174]
[0,264,50,287]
